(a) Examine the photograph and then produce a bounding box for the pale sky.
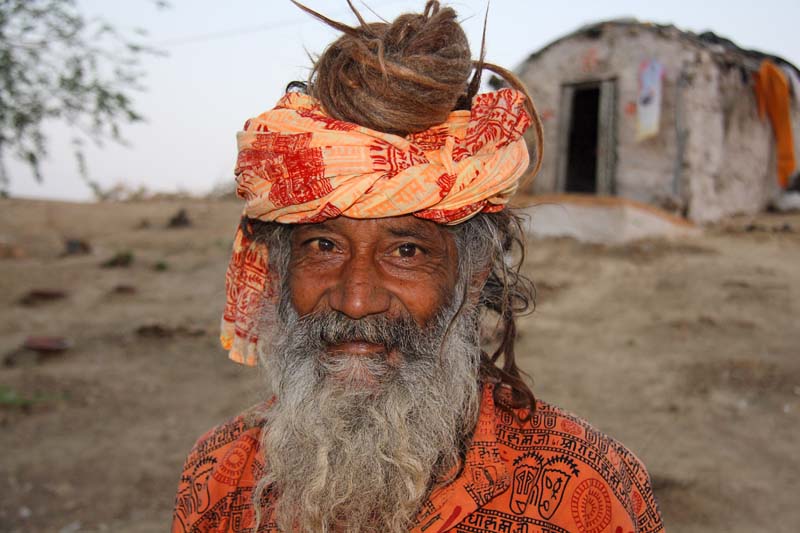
[8,0,800,201]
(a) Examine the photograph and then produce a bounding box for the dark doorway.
[565,86,600,193]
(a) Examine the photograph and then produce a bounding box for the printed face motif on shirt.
[538,467,572,519]
[191,459,214,514]
[508,453,579,520]
[510,463,542,514]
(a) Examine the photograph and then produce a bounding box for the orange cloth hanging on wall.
[754,60,797,189]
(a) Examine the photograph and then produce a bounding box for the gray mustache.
[297,311,434,357]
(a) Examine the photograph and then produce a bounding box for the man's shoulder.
[183,407,265,471]
[488,398,664,532]
[172,408,266,533]
[498,398,651,472]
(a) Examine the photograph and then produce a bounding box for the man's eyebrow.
[385,223,438,241]
[293,221,335,235]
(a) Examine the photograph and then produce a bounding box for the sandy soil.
[1,198,798,532]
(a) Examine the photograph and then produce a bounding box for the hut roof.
[522,19,799,75]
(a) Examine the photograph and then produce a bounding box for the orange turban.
[221,88,533,365]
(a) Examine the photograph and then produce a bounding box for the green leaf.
[0,0,163,187]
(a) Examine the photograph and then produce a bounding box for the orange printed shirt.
[172,385,665,532]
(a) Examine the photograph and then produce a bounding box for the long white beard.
[254,294,482,533]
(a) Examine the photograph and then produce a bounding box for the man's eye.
[312,238,335,252]
[391,243,420,258]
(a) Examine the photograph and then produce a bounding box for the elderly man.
[172,2,664,532]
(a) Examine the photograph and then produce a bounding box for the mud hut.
[513,19,800,222]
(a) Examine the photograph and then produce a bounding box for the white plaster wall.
[684,59,773,222]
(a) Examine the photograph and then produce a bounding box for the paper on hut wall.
[637,59,664,141]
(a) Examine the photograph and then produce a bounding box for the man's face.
[288,215,460,371]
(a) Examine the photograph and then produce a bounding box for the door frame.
[555,79,618,195]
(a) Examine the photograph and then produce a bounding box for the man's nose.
[329,251,391,319]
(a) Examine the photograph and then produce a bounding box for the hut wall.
[681,51,774,222]
[683,57,800,221]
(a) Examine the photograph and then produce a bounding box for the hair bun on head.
[296,0,473,135]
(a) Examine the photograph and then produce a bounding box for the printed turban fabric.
[221,88,534,365]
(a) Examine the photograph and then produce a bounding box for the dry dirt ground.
[1,198,798,532]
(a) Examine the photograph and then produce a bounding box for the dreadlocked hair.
[446,210,537,420]
[291,0,544,174]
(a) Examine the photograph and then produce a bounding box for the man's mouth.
[325,340,388,357]
[320,340,400,388]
